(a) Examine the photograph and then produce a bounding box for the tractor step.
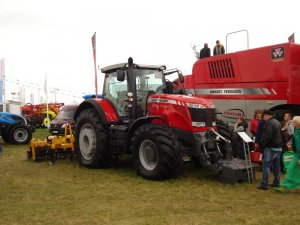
[217,158,256,184]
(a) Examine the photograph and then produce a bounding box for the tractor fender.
[128,115,165,144]
[74,98,119,124]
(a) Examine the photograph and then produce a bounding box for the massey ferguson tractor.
[74,57,245,181]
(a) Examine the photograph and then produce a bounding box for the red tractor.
[74,58,239,180]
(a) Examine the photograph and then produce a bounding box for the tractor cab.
[101,58,183,121]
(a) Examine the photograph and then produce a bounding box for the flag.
[91,32,98,98]
[288,33,295,43]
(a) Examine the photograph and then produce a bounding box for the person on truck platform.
[213,40,225,56]
[199,43,211,59]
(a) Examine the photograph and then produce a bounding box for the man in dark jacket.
[199,43,211,59]
[258,110,282,190]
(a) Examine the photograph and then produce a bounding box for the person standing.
[258,110,282,190]
[213,40,225,56]
[280,120,293,171]
[250,109,262,141]
[199,43,211,59]
[274,116,300,192]
[283,112,294,136]
[234,115,248,159]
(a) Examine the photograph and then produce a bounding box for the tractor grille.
[208,58,235,79]
[188,108,215,127]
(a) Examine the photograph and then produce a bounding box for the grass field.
[0,128,300,225]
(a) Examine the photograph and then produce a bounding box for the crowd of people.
[238,110,300,192]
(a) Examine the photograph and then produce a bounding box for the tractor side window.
[104,72,128,117]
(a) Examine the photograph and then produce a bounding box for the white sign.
[237,132,253,143]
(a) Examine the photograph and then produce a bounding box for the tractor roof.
[101,63,166,73]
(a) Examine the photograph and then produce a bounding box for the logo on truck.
[222,109,245,119]
[271,47,284,61]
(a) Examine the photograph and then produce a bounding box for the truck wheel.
[9,125,32,144]
[75,108,111,168]
[131,124,183,180]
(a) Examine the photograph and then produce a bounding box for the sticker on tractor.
[271,47,284,61]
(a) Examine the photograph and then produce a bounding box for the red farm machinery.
[73,57,252,181]
[183,42,300,124]
[21,103,64,128]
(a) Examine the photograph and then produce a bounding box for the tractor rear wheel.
[75,108,111,168]
[131,124,183,180]
[9,125,32,144]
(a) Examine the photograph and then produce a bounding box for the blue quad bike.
[0,112,35,144]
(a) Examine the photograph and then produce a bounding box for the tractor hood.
[148,94,215,109]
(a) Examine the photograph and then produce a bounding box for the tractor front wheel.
[75,108,111,168]
[131,124,182,180]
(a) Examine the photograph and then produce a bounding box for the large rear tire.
[130,124,183,180]
[75,108,111,168]
[9,125,32,144]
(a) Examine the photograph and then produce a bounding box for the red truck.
[183,42,300,124]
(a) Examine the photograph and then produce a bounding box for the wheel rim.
[14,128,28,143]
[79,123,96,160]
[139,140,158,170]
[43,117,51,127]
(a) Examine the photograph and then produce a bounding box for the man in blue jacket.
[258,110,282,190]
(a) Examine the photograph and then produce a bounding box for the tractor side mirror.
[178,72,184,83]
[117,70,125,81]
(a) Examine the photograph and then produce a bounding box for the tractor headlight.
[127,92,133,98]
[187,103,206,109]
[192,122,206,127]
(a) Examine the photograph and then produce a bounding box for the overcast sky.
[0,0,299,104]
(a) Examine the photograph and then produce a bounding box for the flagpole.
[1,59,6,112]
[91,32,98,98]
[44,73,49,128]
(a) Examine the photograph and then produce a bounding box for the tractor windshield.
[103,69,164,118]
[136,70,164,93]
